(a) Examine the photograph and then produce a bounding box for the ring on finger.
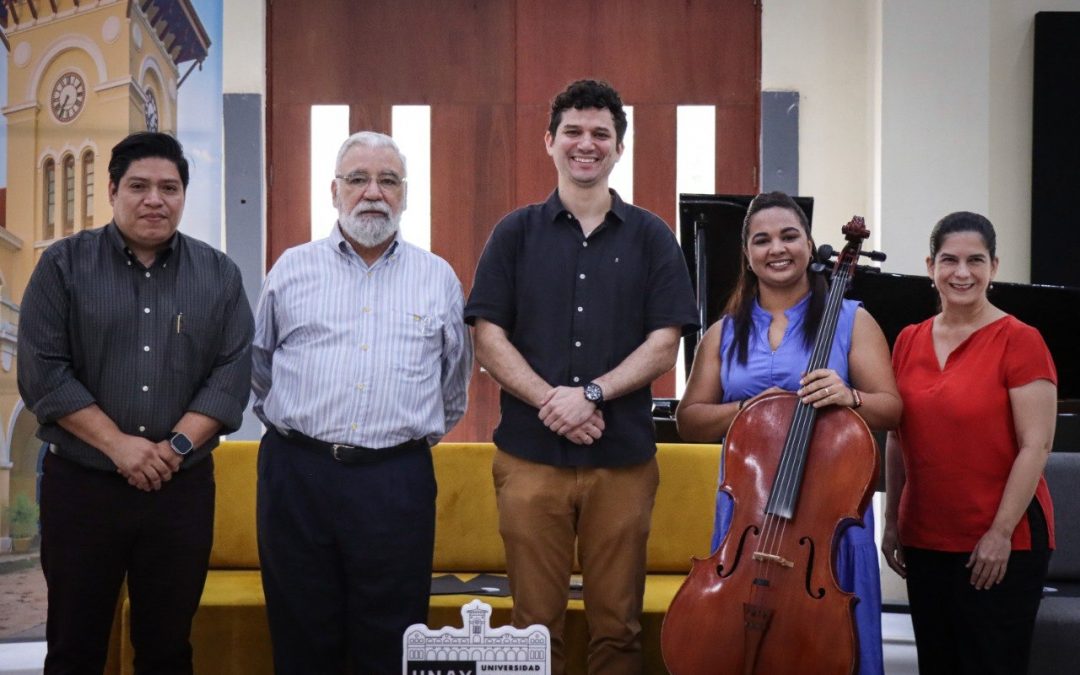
[825,386,831,397]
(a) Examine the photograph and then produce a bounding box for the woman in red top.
[881,211,1058,675]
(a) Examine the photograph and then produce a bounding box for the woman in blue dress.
[676,191,902,674]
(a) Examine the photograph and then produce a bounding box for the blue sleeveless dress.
[713,294,884,675]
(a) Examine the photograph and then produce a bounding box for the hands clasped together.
[112,436,182,492]
[538,385,605,445]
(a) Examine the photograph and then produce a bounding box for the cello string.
[761,253,854,561]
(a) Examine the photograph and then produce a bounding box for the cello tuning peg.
[817,244,836,261]
[859,249,887,262]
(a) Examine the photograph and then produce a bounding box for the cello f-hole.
[717,524,760,578]
[799,535,826,599]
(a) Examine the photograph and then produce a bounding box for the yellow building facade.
[0,0,207,542]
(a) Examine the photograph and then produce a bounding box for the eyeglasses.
[335,172,405,192]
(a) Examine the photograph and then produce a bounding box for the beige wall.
[222,0,265,95]
[762,0,879,253]
[764,0,1080,282]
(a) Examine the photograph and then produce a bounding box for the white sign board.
[403,599,551,675]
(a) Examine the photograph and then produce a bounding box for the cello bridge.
[752,552,794,568]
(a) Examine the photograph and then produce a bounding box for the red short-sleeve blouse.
[893,314,1057,551]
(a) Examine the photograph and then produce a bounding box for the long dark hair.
[724,191,826,364]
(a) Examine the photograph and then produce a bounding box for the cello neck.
[764,217,870,520]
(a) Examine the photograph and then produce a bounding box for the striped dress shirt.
[252,225,472,448]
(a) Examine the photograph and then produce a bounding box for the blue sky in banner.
[176,0,224,249]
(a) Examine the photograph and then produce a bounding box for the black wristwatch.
[169,431,194,456]
[583,382,605,406]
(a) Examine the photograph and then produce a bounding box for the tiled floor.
[0,613,920,674]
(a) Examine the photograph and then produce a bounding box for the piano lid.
[678,193,1080,402]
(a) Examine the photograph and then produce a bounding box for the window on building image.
[82,150,95,230]
[62,154,76,237]
[43,158,56,241]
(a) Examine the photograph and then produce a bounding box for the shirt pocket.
[167,305,219,381]
[393,309,444,381]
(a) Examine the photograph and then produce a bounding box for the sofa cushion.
[209,442,261,569]
[432,442,722,574]
[433,443,506,571]
[648,443,722,572]
[1044,452,1080,580]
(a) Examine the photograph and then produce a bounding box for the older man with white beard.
[252,131,472,675]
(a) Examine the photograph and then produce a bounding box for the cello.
[661,217,883,675]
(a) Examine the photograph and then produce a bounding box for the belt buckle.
[331,443,354,462]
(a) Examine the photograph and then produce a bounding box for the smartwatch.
[169,431,194,456]
[583,382,605,406]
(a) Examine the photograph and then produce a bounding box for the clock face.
[144,87,159,132]
[51,72,86,123]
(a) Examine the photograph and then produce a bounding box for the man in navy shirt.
[465,80,698,675]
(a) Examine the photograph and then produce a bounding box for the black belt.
[273,427,428,465]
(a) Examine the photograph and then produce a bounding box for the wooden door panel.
[349,105,392,136]
[266,103,311,265]
[716,102,759,194]
[267,0,761,439]
[430,104,517,442]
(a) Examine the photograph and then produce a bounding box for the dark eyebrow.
[124,174,180,184]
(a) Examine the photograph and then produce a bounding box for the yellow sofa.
[108,440,721,674]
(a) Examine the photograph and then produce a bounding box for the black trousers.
[904,501,1050,675]
[39,451,215,675]
[256,430,436,675]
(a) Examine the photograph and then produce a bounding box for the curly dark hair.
[548,79,628,144]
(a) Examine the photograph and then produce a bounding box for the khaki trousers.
[493,449,659,675]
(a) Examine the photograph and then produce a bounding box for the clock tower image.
[0,0,208,542]
[1,0,209,292]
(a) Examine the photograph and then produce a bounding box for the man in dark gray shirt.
[17,132,253,674]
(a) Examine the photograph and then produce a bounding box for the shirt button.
[582,241,588,248]
[351,423,358,431]
[575,341,582,347]
[362,307,372,313]
[144,271,151,278]
[143,346,150,352]
[579,273,586,279]
[127,261,132,266]
[141,385,149,392]
[360,344,369,351]
[572,376,580,383]
[577,306,583,312]
[138,426,146,432]
[356,383,365,390]
[143,307,150,314]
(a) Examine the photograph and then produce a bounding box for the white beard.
[338,200,400,248]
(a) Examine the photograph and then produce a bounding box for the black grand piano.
[655,194,1080,453]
